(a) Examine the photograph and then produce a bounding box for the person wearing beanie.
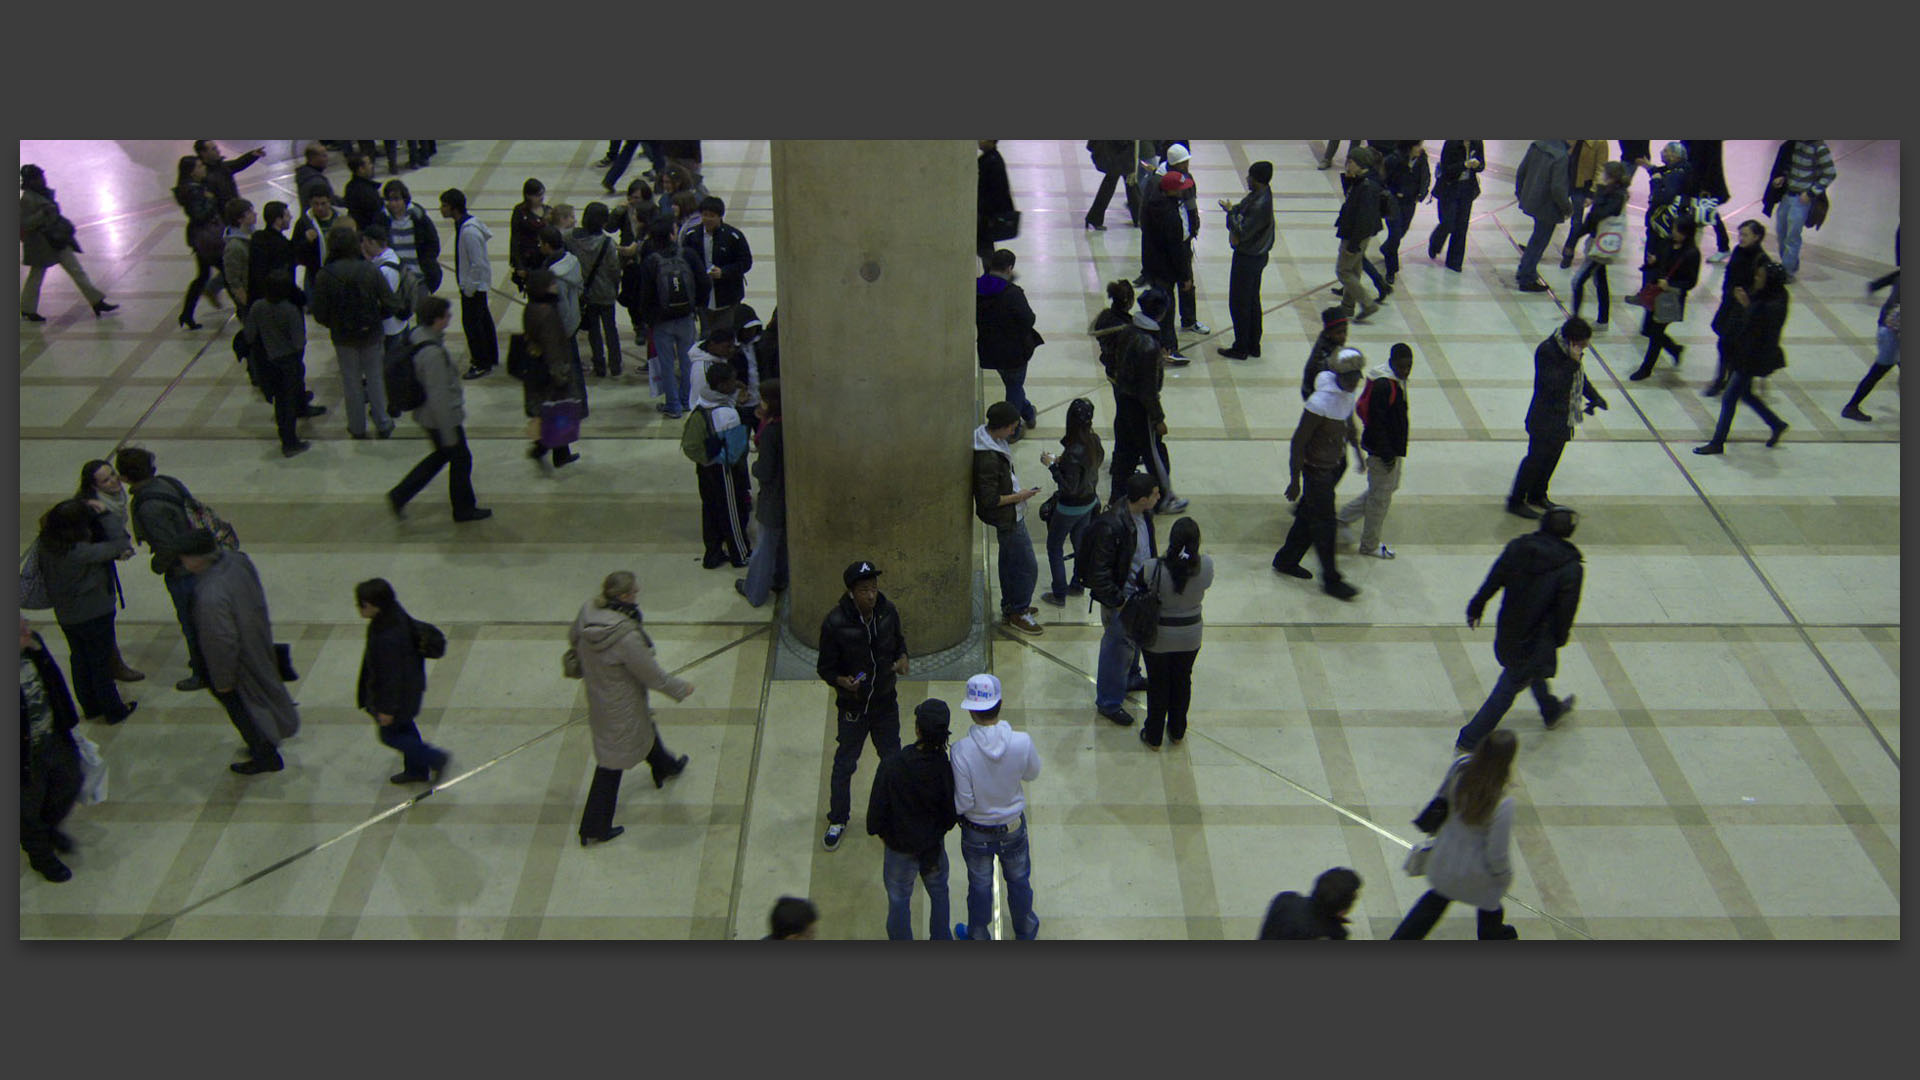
[1217,161,1275,360]
[1303,306,1351,401]
[1336,343,1414,559]
[951,673,1043,940]
[1455,507,1582,753]
[972,401,1045,635]
[865,699,961,939]
[176,529,300,775]
[1259,867,1363,939]
[1333,147,1387,322]
[1273,348,1368,601]
[815,561,910,852]
[1508,318,1606,519]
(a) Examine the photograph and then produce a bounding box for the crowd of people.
[18,139,1897,939]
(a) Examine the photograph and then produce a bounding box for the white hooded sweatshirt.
[952,720,1042,826]
[972,423,1023,522]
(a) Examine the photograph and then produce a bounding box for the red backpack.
[1355,377,1398,427]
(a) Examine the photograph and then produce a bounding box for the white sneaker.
[823,824,846,851]
[1360,544,1396,560]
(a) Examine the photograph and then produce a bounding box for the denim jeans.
[960,816,1039,940]
[1516,214,1559,285]
[1390,889,1511,939]
[994,364,1038,429]
[374,713,449,777]
[651,315,696,412]
[1708,369,1786,445]
[164,570,208,682]
[1571,259,1612,324]
[883,846,953,940]
[1875,323,1900,368]
[1775,193,1812,276]
[1455,665,1559,750]
[1429,191,1475,271]
[741,523,787,606]
[1044,504,1094,600]
[997,519,1038,616]
[1095,603,1142,712]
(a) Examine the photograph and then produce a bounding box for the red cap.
[1159,170,1194,195]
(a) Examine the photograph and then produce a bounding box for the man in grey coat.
[308,222,402,439]
[387,296,492,522]
[178,530,300,775]
[1513,140,1573,291]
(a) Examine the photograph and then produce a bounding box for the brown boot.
[111,652,146,682]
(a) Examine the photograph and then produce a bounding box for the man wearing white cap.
[951,673,1042,940]
[1273,348,1369,601]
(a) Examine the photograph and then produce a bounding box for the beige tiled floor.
[15,139,1899,940]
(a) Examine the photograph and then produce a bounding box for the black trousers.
[696,462,753,561]
[180,251,222,322]
[1509,433,1568,507]
[1142,278,1180,353]
[214,689,281,764]
[578,738,680,839]
[1110,389,1174,505]
[59,614,128,721]
[1274,464,1344,585]
[391,425,477,517]
[1087,170,1138,228]
[21,734,82,864]
[1429,192,1476,271]
[1390,889,1511,939]
[260,351,307,449]
[459,290,499,370]
[828,701,901,826]
[1227,251,1268,353]
[1142,648,1199,746]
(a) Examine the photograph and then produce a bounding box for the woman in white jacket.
[1392,729,1522,939]
[571,571,695,846]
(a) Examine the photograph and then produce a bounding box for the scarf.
[1306,370,1360,421]
[606,598,653,649]
[1559,332,1587,433]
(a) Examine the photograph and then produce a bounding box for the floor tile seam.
[723,604,785,938]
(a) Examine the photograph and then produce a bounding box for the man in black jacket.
[249,201,303,310]
[1379,142,1430,285]
[21,617,85,883]
[1084,140,1138,230]
[976,250,1044,430]
[816,561,910,852]
[1274,348,1368,601]
[1084,472,1160,726]
[1336,344,1413,560]
[1334,147,1386,322]
[866,698,959,940]
[1455,507,1582,752]
[977,140,1014,264]
[194,140,266,207]
[1140,175,1192,362]
[973,402,1045,636]
[1508,318,1606,519]
[692,196,752,331]
[1258,867,1362,940]
[1108,297,1185,514]
[1217,161,1275,360]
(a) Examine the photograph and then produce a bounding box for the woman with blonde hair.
[571,570,695,846]
[1391,730,1522,939]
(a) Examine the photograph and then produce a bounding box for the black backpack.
[1118,561,1164,648]
[409,617,447,659]
[384,339,432,416]
[656,250,695,319]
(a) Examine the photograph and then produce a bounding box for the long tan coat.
[193,550,300,745]
[570,600,691,770]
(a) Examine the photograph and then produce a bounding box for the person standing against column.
[572,570,693,846]
[1454,509,1581,753]
[977,140,1014,264]
[1084,472,1159,727]
[1335,343,1413,561]
[1762,140,1837,282]
[865,698,959,940]
[440,188,499,380]
[815,561,909,853]
[1512,140,1571,292]
[20,165,116,322]
[681,365,753,569]
[1507,318,1606,519]
[973,401,1044,635]
[976,250,1044,431]
[354,578,452,786]
[1217,160,1274,360]
[1390,731,1522,939]
[1273,350,1368,601]
[178,530,299,776]
[21,617,86,883]
[1427,140,1484,273]
[736,380,786,607]
[951,673,1043,941]
[387,296,492,521]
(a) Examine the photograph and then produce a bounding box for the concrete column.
[772,141,978,652]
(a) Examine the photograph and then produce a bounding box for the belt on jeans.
[1159,613,1200,627]
[961,818,1015,833]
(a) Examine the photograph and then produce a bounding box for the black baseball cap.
[843,561,882,589]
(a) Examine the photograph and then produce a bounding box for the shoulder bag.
[1118,562,1164,648]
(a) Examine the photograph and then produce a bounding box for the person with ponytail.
[1138,516,1213,749]
[1038,397,1104,607]
[1391,730,1521,939]
[354,578,451,785]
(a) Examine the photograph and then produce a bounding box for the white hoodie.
[952,719,1041,826]
[972,423,1023,522]
[1306,369,1361,421]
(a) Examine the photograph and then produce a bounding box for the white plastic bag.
[72,730,108,805]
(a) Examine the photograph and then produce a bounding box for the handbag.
[20,541,52,610]
[1413,795,1449,835]
[1117,562,1164,648]
[1037,492,1059,524]
[1588,215,1627,263]
[539,398,585,448]
[1626,281,1662,309]
[1403,839,1434,877]
[562,647,584,679]
[1653,286,1685,324]
[982,209,1020,243]
[73,730,108,805]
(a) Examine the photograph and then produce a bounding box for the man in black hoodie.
[816,561,910,853]
[1455,507,1582,753]
[866,699,960,940]
[1258,867,1362,940]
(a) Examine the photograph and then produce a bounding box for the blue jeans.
[1875,323,1900,368]
[375,713,449,777]
[1708,368,1786,445]
[960,816,1039,940]
[164,570,208,682]
[994,364,1038,429]
[1775,193,1812,276]
[997,519,1038,616]
[1455,665,1558,750]
[883,846,953,940]
[602,141,640,190]
[652,315,696,412]
[741,523,787,606]
[1044,504,1094,600]
[1095,602,1142,712]
[1516,214,1559,285]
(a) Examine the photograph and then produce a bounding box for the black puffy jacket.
[1466,532,1584,682]
[357,612,426,721]
[1082,505,1157,610]
[816,592,909,712]
[1258,891,1350,940]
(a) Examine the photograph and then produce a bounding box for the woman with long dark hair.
[1695,247,1791,454]
[1039,398,1105,607]
[1705,220,1768,397]
[75,459,143,682]
[172,155,227,329]
[1139,516,1213,749]
[572,571,695,846]
[1568,161,1630,330]
[354,579,452,784]
[508,177,547,293]
[34,499,138,724]
[1090,279,1136,383]
[20,165,116,322]
[1631,217,1702,381]
[1391,730,1521,939]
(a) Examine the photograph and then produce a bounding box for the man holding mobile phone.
[973,402,1044,636]
[816,561,910,852]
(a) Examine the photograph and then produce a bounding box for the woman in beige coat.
[572,571,694,846]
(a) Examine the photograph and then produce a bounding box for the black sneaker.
[461,366,492,380]
[1099,706,1136,727]
[230,756,284,776]
[1271,560,1312,580]
[1038,591,1066,607]
[1505,502,1542,520]
[1544,694,1576,729]
[176,675,208,692]
[1324,579,1360,601]
[390,770,431,785]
